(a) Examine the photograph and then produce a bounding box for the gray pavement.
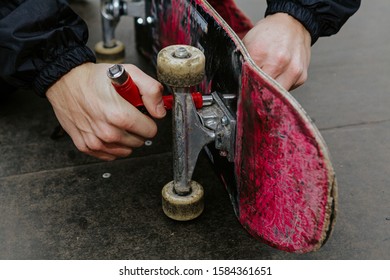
[0,0,389,259]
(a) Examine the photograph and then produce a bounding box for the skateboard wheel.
[162,180,204,221]
[94,41,125,64]
[157,45,205,87]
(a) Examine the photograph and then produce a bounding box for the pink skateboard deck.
[136,0,337,253]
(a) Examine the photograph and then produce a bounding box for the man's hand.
[46,62,166,161]
[242,13,312,91]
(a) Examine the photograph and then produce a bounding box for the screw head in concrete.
[145,140,153,146]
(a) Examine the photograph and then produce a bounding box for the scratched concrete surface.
[0,0,389,259]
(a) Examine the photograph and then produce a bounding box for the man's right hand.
[46,62,166,161]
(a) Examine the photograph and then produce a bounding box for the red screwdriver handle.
[107,64,203,110]
[111,72,144,108]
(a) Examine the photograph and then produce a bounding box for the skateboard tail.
[205,0,253,38]
[153,0,253,49]
[235,63,337,253]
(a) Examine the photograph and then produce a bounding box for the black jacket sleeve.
[0,0,96,97]
[265,0,361,44]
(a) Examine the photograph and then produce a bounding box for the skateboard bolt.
[173,47,191,59]
[221,116,229,126]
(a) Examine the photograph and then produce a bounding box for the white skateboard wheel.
[94,41,125,64]
[157,45,205,87]
[162,180,204,221]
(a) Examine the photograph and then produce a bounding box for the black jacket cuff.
[33,46,96,97]
[265,1,320,44]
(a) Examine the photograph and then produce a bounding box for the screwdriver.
[107,64,203,110]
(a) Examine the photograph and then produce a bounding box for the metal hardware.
[197,92,237,162]
[99,0,146,48]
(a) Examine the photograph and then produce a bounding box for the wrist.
[34,46,96,97]
[46,62,94,100]
[265,1,319,44]
[265,13,311,46]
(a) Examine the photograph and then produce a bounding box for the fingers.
[86,114,154,160]
[80,132,135,160]
[95,64,162,158]
[260,55,308,90]
[123,65,166,119]
[54,114,136,161]
[72,128,146,161]
[242,13,311,91]
[104,104,158,140]
[92,64,161,156]
[276,67,308,91]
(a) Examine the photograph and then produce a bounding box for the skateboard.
[98,0,337,254]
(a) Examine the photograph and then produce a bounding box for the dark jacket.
[266,0,361,44]
[0,0,95,97]
[0,0,360,96]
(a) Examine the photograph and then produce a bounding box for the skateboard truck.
[157,45,209,221]
[106,45,237,221]
[95,0,147,62]
[157,45,236,221]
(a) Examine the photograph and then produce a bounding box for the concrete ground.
[0,0,389,259]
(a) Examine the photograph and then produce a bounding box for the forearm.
[265,0,361,44]
[0,0,95,96]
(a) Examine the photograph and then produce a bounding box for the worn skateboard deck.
[136,0,337,253]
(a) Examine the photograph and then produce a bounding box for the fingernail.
[157,101,166,117]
